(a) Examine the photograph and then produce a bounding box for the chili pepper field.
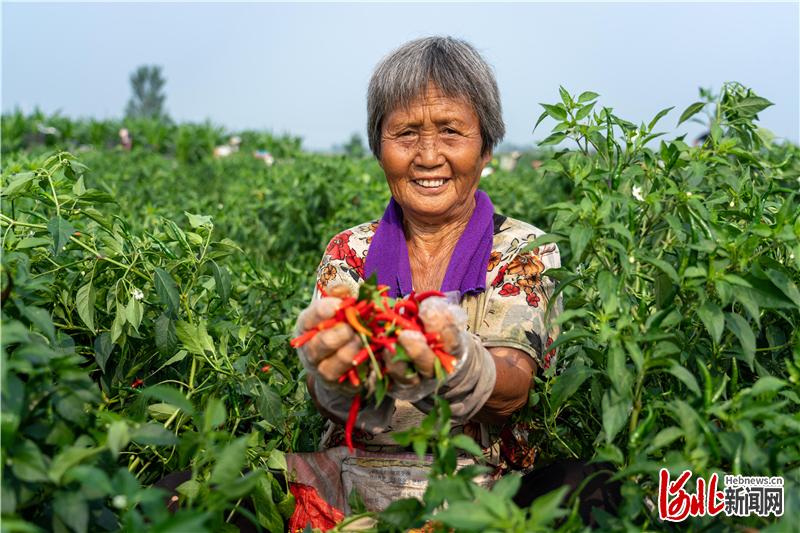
[2,84,799,532]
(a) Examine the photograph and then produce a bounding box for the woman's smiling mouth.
[412,178,449,188]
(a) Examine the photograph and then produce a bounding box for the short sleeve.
[312,226,373,300]
[479,243,562,371]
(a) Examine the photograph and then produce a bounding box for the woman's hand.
[383,295,468,384]
[295,285,360,385]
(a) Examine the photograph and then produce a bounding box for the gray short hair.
[367,36,505,159]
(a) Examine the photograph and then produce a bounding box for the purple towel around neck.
[363,190,495,298]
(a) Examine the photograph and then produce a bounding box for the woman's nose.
[414,135,445,168]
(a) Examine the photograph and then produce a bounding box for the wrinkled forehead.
[386,82,475,121]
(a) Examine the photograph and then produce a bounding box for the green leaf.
[646,427,683,453]
[569,224,592,262]
[696,301,724,344]
[154,267,180,316]
[379,498,424,529]
[93,332,113,373]
[539,132,567,146]
[175,320,215,356]
[256,384,285,426]
[647,106,674,130]
[1,171,36,197]
[602,390,630,444]
[141,385,195,415]
[526,486,570,529]
[54,491,89,533]
[746,376,785,396]
[734,96,773,117]
[130,423,178,446]
[540,103,567,121]
[575,101,596,121]
[764,268,800,306]
[725,312,756,367]
[14,236,52,250]
[107,421,129,458]
[677,101,706,126]
[597,270,619,313]
[521,233,566,253]
[639,254,679,284]
[155,312,178,356]
[47,216,76,256]
[550,365,594,411]
[177,479,201,499]
[75,282,96,333]
[266,449,288,472]
[210,436,249,485]
[532,110,549,134]
[450,434,483,457]
[10,439,50,483]
[434,501,496,530]
[491,472,522,500]
[667,362,701,396]
[577,91,599,104]
[558,86,573,107]
[210,261,231,303]
[203,397,226,433]
[546,328,591,353]
[251,475,284,533]
[49,446,102,483]
[20,305,56,343]
[185,211,213,229]
[125,297,143,332]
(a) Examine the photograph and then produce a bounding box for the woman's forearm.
[473,346,537,424]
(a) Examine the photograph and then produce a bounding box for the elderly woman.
[288,37,616,527]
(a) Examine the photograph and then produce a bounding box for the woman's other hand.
[295,285,361,384]
[385,296,468,383]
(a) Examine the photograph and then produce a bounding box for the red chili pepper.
[347,368,360,387]
[394,300,418,317]
[357,301,375,318]
[261,365,271,373]
[316,317,340,330]
[424,332,441,343]
[131,378,144,389]
[374,312,422,332]
[345,306,372,337]
[345,395,362,452]
[416,290,445,301]
[434,349,457,374]
[290,329,318,348]
[352,348,370,367]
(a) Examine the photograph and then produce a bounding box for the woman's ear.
[481,150,493,168]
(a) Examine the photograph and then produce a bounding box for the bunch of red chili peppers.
[290,282,457,452]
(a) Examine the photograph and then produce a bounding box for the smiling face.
[379,84,492,226]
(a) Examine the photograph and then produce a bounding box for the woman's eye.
[442,128,458,135]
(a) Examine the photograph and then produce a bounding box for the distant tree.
[125,65,169,120]
[343,133,366,158]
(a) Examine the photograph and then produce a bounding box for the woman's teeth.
[414,179,445,188]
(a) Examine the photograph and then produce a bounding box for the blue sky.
[3,1,798,150]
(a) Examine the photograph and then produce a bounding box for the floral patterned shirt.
[314,213,562,371]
